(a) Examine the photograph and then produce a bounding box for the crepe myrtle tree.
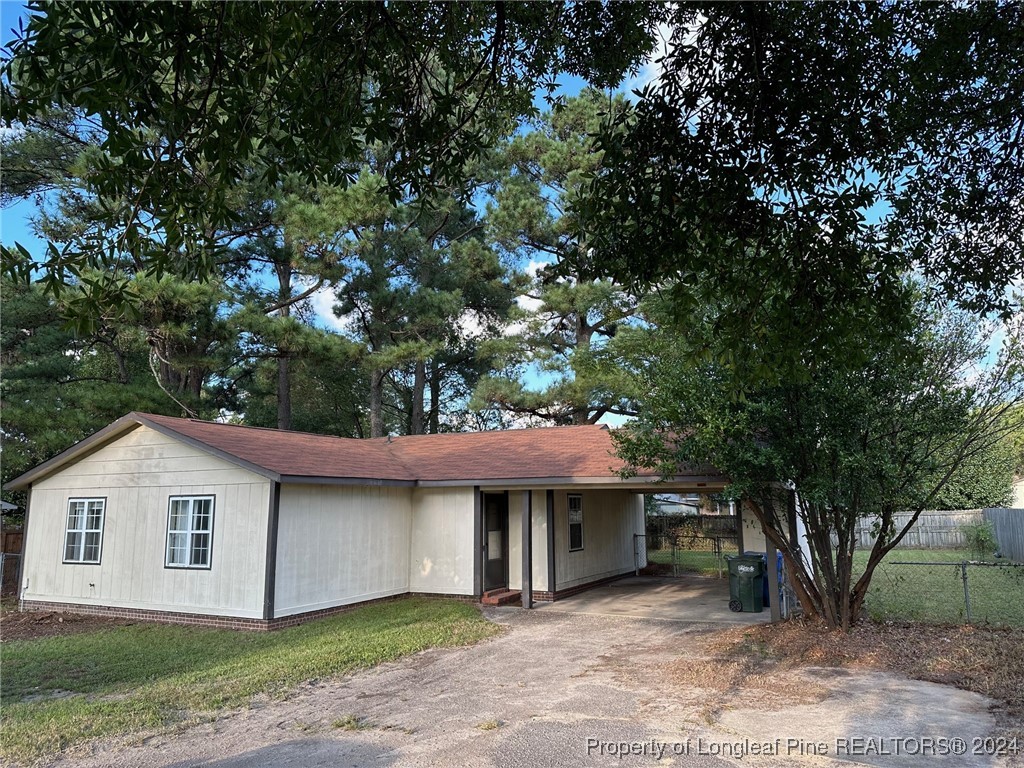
[613,291,1024,630]
[583,3,1024,389]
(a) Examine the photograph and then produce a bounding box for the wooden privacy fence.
[0,528,23,597]
[854,510,983,550]
[984,508,1024,562]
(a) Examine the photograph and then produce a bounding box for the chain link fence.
[863,559,1024,627]
[642,515,739,578]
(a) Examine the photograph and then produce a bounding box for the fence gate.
[644,514,739,578]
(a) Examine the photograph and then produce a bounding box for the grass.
[0,597,499,764]
[853,549,1024,627]
[332,714,372,731]
[647,548,737,577]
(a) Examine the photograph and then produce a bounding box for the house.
[1012,477,1024,509]
[5,412,738,629]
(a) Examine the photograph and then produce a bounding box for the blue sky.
[0,3,640,425]
[0,2,42,257]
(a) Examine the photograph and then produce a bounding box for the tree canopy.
[583,3,1023,384]
[614,291,1024,628]
[1,1,662,302]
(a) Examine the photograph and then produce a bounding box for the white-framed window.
[166,496,214,569]
[568,494,584,551]
[64,498,105,564]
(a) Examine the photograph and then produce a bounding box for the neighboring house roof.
[5,412,726,490]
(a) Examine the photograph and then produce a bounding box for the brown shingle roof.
[6,412,722,491]
[141,414,418,481]
[141,413,644,482]
[386,426,639,481]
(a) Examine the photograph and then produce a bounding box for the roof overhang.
[5,412,728,493]
[280,475,416,488]
[429,475,729,491]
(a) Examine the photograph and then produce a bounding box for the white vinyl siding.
[554,490,642,590]
[507,489,550,593]
[166,496,214,568]
[64,498,105,564]
[274,484,413,616]
[409,487,475,596]
[24,425,270,618]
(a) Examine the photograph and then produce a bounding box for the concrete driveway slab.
[536,576,770,624]
[47,608,1011,768]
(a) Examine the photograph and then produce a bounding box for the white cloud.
[304,281,352,333]
[622,16,708,99]
[524,259,550,278]
[457,310,486,340]
[507,259,551,329]
[516,293,544,314]
[624,23,674,96]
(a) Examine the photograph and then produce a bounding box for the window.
[568,494,584,551]
[64,498,105,563]
[166,496,214,569]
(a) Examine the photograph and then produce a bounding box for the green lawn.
[647,548,723,576]
[853,549,1024,627]
[647,547,739,577]
[0,597,499,764]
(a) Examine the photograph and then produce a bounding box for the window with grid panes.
[63,498,105,563]
[166,496,214,568]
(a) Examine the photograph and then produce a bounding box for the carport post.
[766,538,781,622]
[522,491,533,608]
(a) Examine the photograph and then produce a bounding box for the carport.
[541,471,789,624]
[535,574,770,624]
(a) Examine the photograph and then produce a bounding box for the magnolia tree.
[614,294,1024,630]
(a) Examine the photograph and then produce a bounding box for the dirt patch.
[0,607,138,642]
[692,618,1024,739]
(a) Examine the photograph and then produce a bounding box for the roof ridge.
[385,423,610,441]
[139,412,609,443]
[138,412,369,442]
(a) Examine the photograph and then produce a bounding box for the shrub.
[960,521,998,560]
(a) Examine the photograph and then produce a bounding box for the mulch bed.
[700,618,1024,724]
[0,606,137,642]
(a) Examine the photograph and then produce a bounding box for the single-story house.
[5,412,764,629]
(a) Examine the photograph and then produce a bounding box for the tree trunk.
[410,359,426,435]
[369,367,385,438]
[277,356,292,430]
[274,250,293,431]
[572,316,594,425]
[428,364,441,433]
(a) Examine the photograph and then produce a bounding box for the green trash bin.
[727,555,765,612]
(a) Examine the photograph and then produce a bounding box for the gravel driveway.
[48,607,1007,768]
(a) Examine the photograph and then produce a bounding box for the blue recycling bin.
[743,551,784,607]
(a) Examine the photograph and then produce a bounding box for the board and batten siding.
[508,490,550,592]
[23,425,271,618]
[408,487,475,596]
[553,489,643,590]
[274,484,413,616]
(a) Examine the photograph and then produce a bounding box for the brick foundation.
[532,570,633,602]
[19,592,481,631]
[18,575,635,629]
